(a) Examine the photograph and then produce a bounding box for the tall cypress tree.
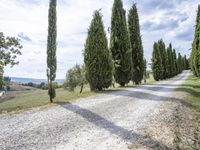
[158,39,167,79]
[110,0,132,86]
[47,0,57,103]
[84,11,113,91]
[167,43,173,78]
[177,53,183,74]
[128,3,144,85]
[184,55,189,70]
[191,5,200,77]
[143,58,147,83]
[152,42,163,81]
[172,49,177,76]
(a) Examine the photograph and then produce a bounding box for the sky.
[0,0,199,79]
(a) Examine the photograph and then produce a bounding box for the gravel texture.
[0,71,190,150]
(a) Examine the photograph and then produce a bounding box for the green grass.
[0,86,96,113]
[178,73,200,110]
[0,74,155,114]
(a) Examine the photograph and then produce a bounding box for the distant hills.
[10,77,65,85]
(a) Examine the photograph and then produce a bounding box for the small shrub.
[64,65,86,91]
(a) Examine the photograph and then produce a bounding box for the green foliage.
[166,44,173,78]
[0,32,22,66]
[0,32,22,89]
[152,41,163,81]
[128,3,144,85]
[172,49,178,76]
[177,53,184,74]
[152,40,185,81]
[157,39,166,79]
[84,11,113,91]
[47,0,57,102]
[110,0,132,86]
[22,82,50,90]
[64,65,87,91]
[183,55,190,70]
[190,5,200,77]
[48,85,56,100]
[143,59,147,83]
[191,5,200,77]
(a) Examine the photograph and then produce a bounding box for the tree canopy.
[84,10,113,91]
[0,32,22,88]
[128,3,144,85]
[47,0,57,102]
[110,0,132,86]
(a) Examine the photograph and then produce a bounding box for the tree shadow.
[146,83,200,89]
[56,102,171,149]
[105,89,173,101]
[135,86,200,98]
[103,88,193,108]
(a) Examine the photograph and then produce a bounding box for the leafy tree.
[128,3,144,85]
[47,0,57,103]
[0,32,22,89]
[191,5,200,77]
[110,0,132,86]
[84,10,113,91]
[152,42,163,81]
[64,65,87,92]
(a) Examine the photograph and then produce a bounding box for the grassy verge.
[0,86,97,113]
[174,72,200,149]
[177,73,200,110]
[0,75,155,114]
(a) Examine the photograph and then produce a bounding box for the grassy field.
[178,73,200,110]
[0,86,96,113]
[0,74,155,113]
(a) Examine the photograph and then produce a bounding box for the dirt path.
[0,71,190,150]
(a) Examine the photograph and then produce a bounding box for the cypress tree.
[167,44,173,78]
[191,5,200,77]
[152,42,163,81]
[128,3,144,85]
[172,49,177,76]
[0,63,3,89]
[47,0,57,103]
[158,39,167,79]
[184,55,189,70]
[177,53,183,74]
[143,59,147,83]
[84,11,113,91]
[110,0,132,86]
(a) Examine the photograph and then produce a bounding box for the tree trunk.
[80,83,84,93]
[112,83,115,88]
[49,81,53,103]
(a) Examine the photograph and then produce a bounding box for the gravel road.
[0,71,190,150]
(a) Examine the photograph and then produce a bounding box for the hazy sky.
[1,0,199,79]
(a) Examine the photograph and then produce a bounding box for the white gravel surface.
[0,71,190,150]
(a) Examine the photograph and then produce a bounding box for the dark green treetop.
[84,10,113,91]
[47,0,57,102]
[110,0,132,86]
[128,3,144,85]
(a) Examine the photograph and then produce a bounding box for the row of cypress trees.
[84,0,144,91]
[191,5,200,78]
[152,39,188,81]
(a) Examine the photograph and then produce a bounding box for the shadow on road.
[56,102,171,149]
[133,86,200,98]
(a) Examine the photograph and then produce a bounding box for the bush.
[64,65,86,91]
